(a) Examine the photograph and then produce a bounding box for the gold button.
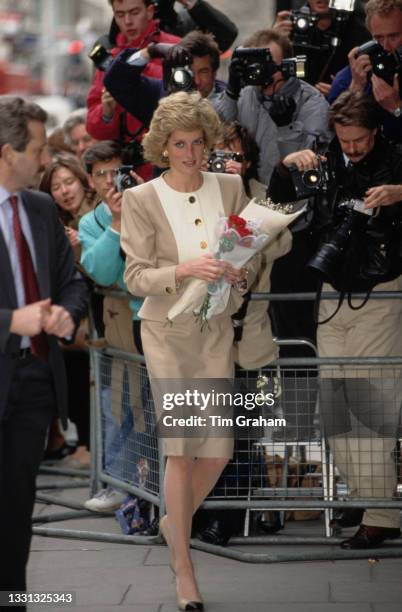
[200,241,208,249]
[195,218,202,226]
[165,286,174,294]
[189,196,196,203]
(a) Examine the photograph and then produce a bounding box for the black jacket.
[292,9,370,85]
[0,191,89,426]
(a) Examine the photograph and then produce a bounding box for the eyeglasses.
[92,168,120,179]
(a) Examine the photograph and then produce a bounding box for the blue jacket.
[104,48,226,127]
[78,202,142,319]
[329,66,402,143]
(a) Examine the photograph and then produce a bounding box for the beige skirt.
[141,313,235,458]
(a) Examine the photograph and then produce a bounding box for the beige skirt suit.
[120,172,253,457]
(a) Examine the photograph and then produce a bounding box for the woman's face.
[165,129,205,177]
[50,166,85,215]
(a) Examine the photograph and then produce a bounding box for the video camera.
[207,151,244,173]
[290,0,355,51]
[288,157,334,200]
[113,166,138,192]
[232,47,306,88]
[356,40,402,87]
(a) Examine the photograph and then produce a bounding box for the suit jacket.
[0,190,89,427]
[121,172,255,322]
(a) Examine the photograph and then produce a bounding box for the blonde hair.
[365,0,402,29]
[142,91,222,168]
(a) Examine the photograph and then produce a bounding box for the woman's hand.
[176,254,228,283]
[224,263,247,284]
[65,227,80,248]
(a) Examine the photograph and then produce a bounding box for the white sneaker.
[84,488,126,512]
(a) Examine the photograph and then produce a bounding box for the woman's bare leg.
[163,456,229,602]
[164,456,201,603]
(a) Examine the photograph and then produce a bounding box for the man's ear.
[1,143,15,165]
[87,173,95,190]
[146,2,155,21]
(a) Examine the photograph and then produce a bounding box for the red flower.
[228,214,247,229]
[237,226,252,237]
[228,215,252,236]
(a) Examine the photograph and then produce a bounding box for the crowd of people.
[2,0,402,610]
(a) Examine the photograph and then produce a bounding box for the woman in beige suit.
[121,92,252,611]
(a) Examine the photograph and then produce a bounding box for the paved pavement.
[26,470,402,612]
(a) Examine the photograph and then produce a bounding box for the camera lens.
[295,17,309,31]
[302,169,320,187]
[172,68,194,91]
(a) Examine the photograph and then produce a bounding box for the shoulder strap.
[314,280,346,325]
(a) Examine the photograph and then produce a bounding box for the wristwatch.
[393,106,402,118]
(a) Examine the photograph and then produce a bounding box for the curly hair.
[365,0,402,29]
[142,91,222,168]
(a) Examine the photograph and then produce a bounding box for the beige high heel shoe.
[159,515,176,574]
[176,576,204,611]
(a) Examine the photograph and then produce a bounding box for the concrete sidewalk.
[27,476,402,612]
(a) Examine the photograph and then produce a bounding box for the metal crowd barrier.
[34,289,402,562]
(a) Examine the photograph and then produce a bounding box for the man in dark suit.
[0,96,88,606]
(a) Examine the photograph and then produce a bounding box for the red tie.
[10,195,48,361]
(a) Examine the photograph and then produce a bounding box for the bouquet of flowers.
[167,198,306,327]
[195,214,268,329]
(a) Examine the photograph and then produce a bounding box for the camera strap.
[119,111,145,143]
[314,281,373,325]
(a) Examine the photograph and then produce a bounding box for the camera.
[163,60,194,93]
[232,47,306,88]
[170,66,194,92]
[356,41,402,87]
[291,7,320,48]
[290,2,354,51]
[207,151,244,173]
[289,158,333,200]
[307,199,371,286]
[88,42,114,72]
[113,166,137,192]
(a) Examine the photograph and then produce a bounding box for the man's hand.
[273,11,293,36]
[364,184,402,208]
[348,47,371,92]
[315,81,332,97]
[104,187,123,231]
[101,88,117,119]
[371,74,401,113]
[43,305,74,338]
[10,299,52,337]
[282,149,323,171]
[226,56,244,100]
[224,158,242,175]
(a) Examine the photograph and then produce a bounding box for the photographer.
[86,0,180,179]
[78,141,145,513]
[214,29,332,187]
[270,91,402,549]
[103,31,225,128]
[273,0,370,95]
[328,0,402,142]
